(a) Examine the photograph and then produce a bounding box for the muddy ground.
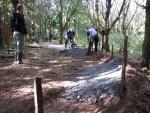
[0,44,150,113]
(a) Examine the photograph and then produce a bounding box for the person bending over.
[85,27,99,55]
[64,29,75,48]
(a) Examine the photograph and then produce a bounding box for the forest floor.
[0,41,150,113]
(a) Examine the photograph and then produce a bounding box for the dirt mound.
[63,58,122,104]
[101,65,150,113]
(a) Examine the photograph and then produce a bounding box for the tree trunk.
[0,7,3,48]
[44,15,47,41]
[39,20,42,41]
[104,32,110,52]
[59,0,63,44]
[59,29,63,44]
[48,19,52,42]
[142,0,150,69]
[120,35,128,96]
[101,35,104,52]
[2,0,10,47]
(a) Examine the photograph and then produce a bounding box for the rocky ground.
[0,42,150,113]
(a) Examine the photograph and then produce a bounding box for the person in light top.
[85,27,99,55]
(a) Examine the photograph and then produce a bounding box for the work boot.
[18,52,23,64]
[65,39,68,48]
[15,52,19,61]
[86,51,92,56]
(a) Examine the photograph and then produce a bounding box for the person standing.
[11,4,27,64]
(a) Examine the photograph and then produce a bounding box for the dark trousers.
[87,35,99,55]
[65,36,74,48]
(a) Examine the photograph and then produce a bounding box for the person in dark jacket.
[64,29,75,48]
[11,4,27,64]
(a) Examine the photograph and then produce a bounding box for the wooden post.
[111,44,113,58]
[101,36,104,52]
[34,77,44,113]
[120,35,128,96]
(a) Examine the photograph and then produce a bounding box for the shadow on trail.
[60,48,88,59]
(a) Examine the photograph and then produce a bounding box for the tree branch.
[125,5,137,31]
[63,0,80,29]
[109,0,127,31]
[134,1,147,9]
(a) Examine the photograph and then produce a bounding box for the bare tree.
[120,0,137,95]
[141,0,150,69]
[58,0,80,44]
[85,0,127,52]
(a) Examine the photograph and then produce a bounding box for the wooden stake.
[34,77,44,113]
[111,44,113,58]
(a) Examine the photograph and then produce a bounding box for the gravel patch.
[40,42,122,104]
[63,58,122,104]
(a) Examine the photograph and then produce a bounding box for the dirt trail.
[0,43,107,113]
[39,42,122,104]
[0,42,150,113]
